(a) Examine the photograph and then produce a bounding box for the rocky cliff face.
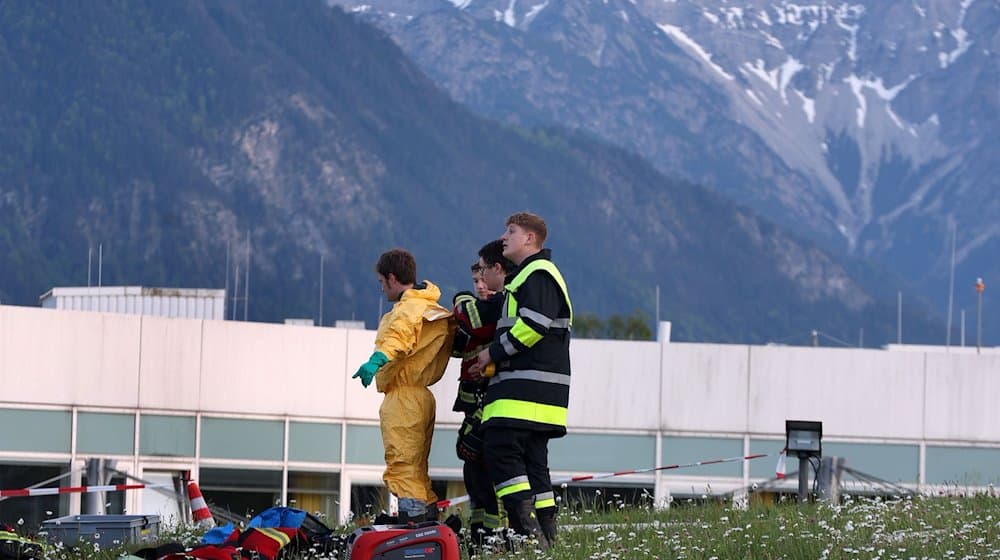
[334,0,998,335]
[632,0,999,288]
[0,0,947,344]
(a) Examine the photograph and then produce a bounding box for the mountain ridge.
[0,0,946,345]
[333,0,998,340]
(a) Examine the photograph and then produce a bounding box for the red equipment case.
[345,521,460,560]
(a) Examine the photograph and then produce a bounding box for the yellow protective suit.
[373,281,454,504]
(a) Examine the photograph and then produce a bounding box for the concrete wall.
[2,305,999,444]
[3,304,1000,520]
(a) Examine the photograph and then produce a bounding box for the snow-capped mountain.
[333,0,998,323]
[632,0,998,275]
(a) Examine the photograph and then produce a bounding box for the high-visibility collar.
[503,259,573,322]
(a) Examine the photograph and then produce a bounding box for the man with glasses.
[451,240,513,552]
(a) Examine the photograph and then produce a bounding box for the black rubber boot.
[537,506,558,545]
[506,498,550,550]
[466,522,485,556]
[425,502,440,522]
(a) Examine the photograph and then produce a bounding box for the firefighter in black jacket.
[473,212,572,549]
[451,240,514,552]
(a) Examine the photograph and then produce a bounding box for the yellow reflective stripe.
[455,294,483,329]
[0,531,30,543]
[458,388,478,404]
[510,319,543,347]
[505,260,573,322]
[258,527,292,547]
[467,301,482,329]
[484,513,502,529]
[470,508,485,524]
[505,291,518,319]
[483,399,568,427]
[496,481,531,499]
[535,497,556,509]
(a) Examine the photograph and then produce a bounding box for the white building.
[0,304,997,528]
[39,286,226,320]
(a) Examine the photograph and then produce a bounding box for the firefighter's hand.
[456,429,484,463]
[353,351,389,388]
[471,348,491,376]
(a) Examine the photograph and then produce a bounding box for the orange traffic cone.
[187,481,216,528]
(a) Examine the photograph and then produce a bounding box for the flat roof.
[39,286,226,301]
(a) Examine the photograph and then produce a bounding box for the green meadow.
[27,491,1000,559]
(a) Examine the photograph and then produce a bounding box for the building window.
[0,463,70,529]
[139,415,195,457]
[199,468,281,520]
[77,412,135,455]
[287,471,340,524]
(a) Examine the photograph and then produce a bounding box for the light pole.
[976,278,985,354]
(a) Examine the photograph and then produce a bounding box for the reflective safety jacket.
[483,249,572,436]
[451,291,503,413]
[0,528,44,559]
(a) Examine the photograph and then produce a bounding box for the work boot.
[537,506,558,545]
[506,499,550,550]
[466,522,485,556]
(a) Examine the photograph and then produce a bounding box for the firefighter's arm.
[490,274,561,361]
[454,291,499,338]
[451,292,477,357]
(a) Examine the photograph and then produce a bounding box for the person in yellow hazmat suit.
[352,248,455,523]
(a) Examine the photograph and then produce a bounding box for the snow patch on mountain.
[775,3,825,26]
[503,0,517,27]
[795,89,815,122]
[743,58,779,90]
[759,28,784,50]
[833,4,864,61]
[526,2,549,24]
[844,74,916,128]
[658,23,735,80]
[741,56,804,104]
[720,6,745,28]
[778,57,804,103]
[939,0,975,68]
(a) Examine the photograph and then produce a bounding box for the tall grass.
[21,492,1000,559]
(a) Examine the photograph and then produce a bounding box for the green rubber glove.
[353,351,389,388]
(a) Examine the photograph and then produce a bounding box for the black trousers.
[464,459,499,517]
[483,427,551,506]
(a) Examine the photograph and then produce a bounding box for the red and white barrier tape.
[435,452,771,509]
[0,483,171,498]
